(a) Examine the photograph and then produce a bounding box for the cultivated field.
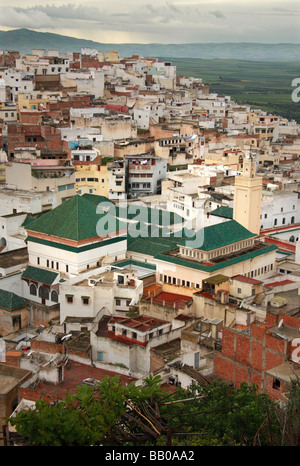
[162,58,300,123]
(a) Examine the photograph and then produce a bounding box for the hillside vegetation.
[164,57,300,123]
[1,28,300,61]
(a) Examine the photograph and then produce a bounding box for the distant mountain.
[0,28,299,61]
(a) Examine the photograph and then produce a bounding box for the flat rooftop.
[0,247,28,269]
[146,291,192,309]
[0,363,32,395]
[74,268,136,287]
[267,289,300,317]
[26,360,137,400]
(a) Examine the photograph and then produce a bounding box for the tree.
[9,376,133,446]
[8,374,167,446]
[274,377,300,446]
[8,376,283,446]
[158,381,280,446]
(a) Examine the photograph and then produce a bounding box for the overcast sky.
[1,0,299,44]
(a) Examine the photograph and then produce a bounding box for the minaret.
[233,151,262,235]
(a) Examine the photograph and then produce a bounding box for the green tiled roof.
[108,205,184,226]
[155,243,278,273]
[22,212,48,227]
[127,228,194,256]
[22,265,59,285]
[0,289,28,311]
[210,206,233,219]
[26,195,127,241]
[113,259,156,270]
[81,193,114,208]
[190,220,256,251]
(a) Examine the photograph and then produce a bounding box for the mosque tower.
[233,151,262,235]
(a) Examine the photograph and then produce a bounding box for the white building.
[60,268,143,323]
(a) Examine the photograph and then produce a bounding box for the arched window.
[291,216,295,224]
[38,286,49,300]
[290,236,295,242]
[51,290,58,303]
[30,283,37,296]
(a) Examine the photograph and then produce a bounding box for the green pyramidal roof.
[0,289,27,311]
[189,220,256,251]
[26,195,127,242]
[22,265,59,285]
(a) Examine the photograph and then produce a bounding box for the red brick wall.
[67,348,90,359]
[265,374,288,401]
[264,350,285,372]
[251,339,264,372]
[266,313,279,327]
[234,364,250,387]
[214,353,234,382]
[214,321,290,398]
[221,328,235,360]
[235,333,250,366]
[19,387,57,403]
[265,333,285,353]
[19,112,43,125]
[4,356,20,367]
[31,339,64,355]
[283,315,300,328]
[81,57,100,69]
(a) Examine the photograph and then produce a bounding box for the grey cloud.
[209,10,225,19]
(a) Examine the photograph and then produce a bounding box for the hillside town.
[0,46,300,442]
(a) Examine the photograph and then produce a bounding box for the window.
[66,295,73,303]
[38,286,49,300]
[12,315,21,328]
[82,297,90,305]
[122,329,127,336]
[51,290,58,303]
[132,332,137,339]
[126,300,131,306]
[30,284,37,296]
[116,299,121,306]
[273,378,281,391]
[37,257,40,265]
[97,352,103,361]
[237,288,242,294]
